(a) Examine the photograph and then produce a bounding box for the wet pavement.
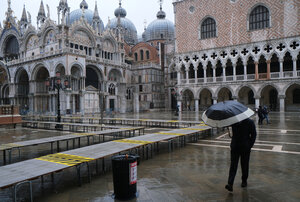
[0,111,300,201]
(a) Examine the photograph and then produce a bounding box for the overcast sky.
[0,0,174,35]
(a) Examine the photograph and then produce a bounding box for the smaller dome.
[80,0,88,9]
[156,10,166,19]
[145,8,175,42]
[114,7,127,18]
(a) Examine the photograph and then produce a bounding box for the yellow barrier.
[155,132,185,136]
[72,133,95,136]
[114,139,153,145]
[36,153,94,166]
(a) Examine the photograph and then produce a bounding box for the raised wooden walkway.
[22,120,144,133]
[0,126,144,165]
[24,115,202,128]
[0,124,211,201]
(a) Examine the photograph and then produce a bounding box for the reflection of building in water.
[0,0,176,114]
[172,0,300,112]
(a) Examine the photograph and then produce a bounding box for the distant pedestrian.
[257,106,264,125]
[175,105,179,116]
[225,118,257,192]
[263,106,270,124]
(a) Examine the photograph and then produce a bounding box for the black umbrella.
[202,100,254,128]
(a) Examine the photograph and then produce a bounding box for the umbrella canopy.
[202,100,254,128]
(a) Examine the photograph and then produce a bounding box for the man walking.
[225,118,257,192]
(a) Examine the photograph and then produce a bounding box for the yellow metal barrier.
[155,132,185,136]
[36,153,94,166]
[113,139,153,145]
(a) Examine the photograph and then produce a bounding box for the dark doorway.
[269,89,278,111]
[110,99,115,111]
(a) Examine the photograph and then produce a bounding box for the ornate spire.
[93,1,100,20]
[21,5,28,22]
[37,0,46,27]
[38,0,46,17]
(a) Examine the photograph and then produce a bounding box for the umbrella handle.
[227,127,232,138]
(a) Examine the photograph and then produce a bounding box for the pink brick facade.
[174,0,300,53]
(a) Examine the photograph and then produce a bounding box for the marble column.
[223,66,226,82]
[194,67,198,84]
[233,64,236,81]
[243,63,247,80]
[185,67,189,84]
[279,95,285,112]
[195,99,199,112]
[203,68,207,83]
[293,58,297,77]
[255,97,260,109]
[279,59,284,78]
[213,67,216,82]
[255,62,259,80]
[267,60,271,79]
[177,71,181,85]
[66,92,71,114]
[80,92,85,115]
[213,97,217,104]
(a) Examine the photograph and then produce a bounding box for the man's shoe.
[225,184,233,192]
[241,181,247,187]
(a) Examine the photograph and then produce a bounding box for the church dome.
[69,1,104,31]
[106,3,138,45]
[145,8,174,42]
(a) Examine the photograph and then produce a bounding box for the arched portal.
[182,89,194,111]
[16,69,29,112]
[35,67,49,113]
[199,88,212,110]
[70,65,82,114]
[85,66,103,114]
[217,87,232,102]
[238,86,255,107]
[260,85,278,111]
[285,83,300,111]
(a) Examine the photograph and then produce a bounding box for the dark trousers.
[228,149,251,185]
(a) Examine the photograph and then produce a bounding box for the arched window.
[108,83,115,95]
[201,18,216,39]
[140,50,144,61]
[146,51,150,60]
[134,53,138,61]
[249,5,270,30]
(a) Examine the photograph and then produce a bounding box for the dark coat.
[231,118,256,151]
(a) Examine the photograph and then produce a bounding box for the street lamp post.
[46,71,69,129]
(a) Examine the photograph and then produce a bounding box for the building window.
[146,51,150,60]
[249,5,270,30]
[134,53,138,61]
[201,17,216,39]
[140,50,144,61]
[139,85,143,92]
[126,88,132,100]
[108,83,116,95]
